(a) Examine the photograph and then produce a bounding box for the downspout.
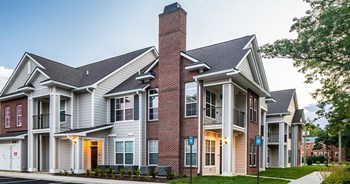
[195,79,201,174]
[137,90,142,168]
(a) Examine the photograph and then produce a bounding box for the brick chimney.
[158,2,187,173]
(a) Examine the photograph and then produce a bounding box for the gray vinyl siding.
[238,58,254,82]
[94,51,157,126]
[260,97,267,110]
[4,58,39,95]
[59,139,71,170]
[78,92,91,128]
[56,88,71,96]
[107,121,140,165]
[21,138,28,171]
[73,93,78,129]
[32,73,48,88]
[85,130,109,166]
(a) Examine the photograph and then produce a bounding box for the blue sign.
[188,136,194,145]
[255,136,262,146]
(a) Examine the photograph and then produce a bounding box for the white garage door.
[0,143,20,171]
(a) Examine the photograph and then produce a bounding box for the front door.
[91,147,98,169]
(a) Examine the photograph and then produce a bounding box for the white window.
[185,138,197,166]
[185,82,197,117]
[115,96,134,121]
[319,152,324,156]
[148,89,158,121]
[60,100,66,122]
[335,152,339,157]
[148,140,158,165]
[324,152,328,157]
[16,105,22,127]
[305,145,309,149]
[4,107,10,128]
[249,142,256,167]
[205,140,215,166]
[115,140,134,165]
[312,152,317,156]
[205,90,216,119]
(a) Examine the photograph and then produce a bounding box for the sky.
[0,0,327,126]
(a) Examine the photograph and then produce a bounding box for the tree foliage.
[260,0,350,130]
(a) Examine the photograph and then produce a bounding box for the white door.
[0,144,11,170]
[11,145,20,171]
[0,143,21,171]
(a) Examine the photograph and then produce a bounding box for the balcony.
[203,107,245,128]
[268,133,279,142]
[33,114,50,129]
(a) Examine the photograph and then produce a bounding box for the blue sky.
[0,0,327,126]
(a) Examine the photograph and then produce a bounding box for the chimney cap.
[163,2,181,13]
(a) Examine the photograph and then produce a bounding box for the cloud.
[0,66,14,91]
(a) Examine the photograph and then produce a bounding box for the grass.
[168,176,289,184]
[259,165,326,179]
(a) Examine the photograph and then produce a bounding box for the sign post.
[255,135,262,184]
[188,136,194,184]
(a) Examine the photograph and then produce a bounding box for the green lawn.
[168,176,289,184]
[259,165,325,179]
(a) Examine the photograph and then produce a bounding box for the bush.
[307,156,313,166]
[316,161,320,165]
[319,156,326,163]
[150,167,158,179]
[105,168,111,178]
[165,167,175,179]
[119,168,125,179]
[85,169,90,176]
[322,166,350,184]
[111,169,116,179]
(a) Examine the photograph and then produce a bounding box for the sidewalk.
[289,171,330,184]
[0,171,161,184]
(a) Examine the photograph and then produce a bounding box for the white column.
[49,91,58,173]
[278,122,285,168]
[261,111,266,170]
[27,97,37,172]
[221,83,234,176]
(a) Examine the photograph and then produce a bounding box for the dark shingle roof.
[267,89,295,115]
[185,35,254,74]
[292,109,304,123]
[27,47,153,87]
[55,124,113,135]
[0,130,27,138]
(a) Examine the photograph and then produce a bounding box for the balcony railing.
[203,107,245,128]
[233,109,245,128]
[33,114,50,129]
[59,114,72,132]
[268,133,279,142]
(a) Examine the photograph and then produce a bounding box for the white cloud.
[0,66,14,92]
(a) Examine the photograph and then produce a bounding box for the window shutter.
[110,98,115,122]
[134,95,139,120]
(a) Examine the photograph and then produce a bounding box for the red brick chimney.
[158,2,186,173]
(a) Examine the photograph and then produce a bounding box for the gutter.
[195,79,201,174]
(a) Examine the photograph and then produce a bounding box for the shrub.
[97,168,103,178]
[316,161,320,165]
[145,171,152,181]
[307,156,313,166]
[319,156,326,163]
[133,169,140,180]
[127,170,132,179]
[86,169,90,176]
[119,168,125,179]
[322,166,350,184]
[111,169,116,179]
[165,167,175,179]
[150,167,158,179]
[105,168,111,178]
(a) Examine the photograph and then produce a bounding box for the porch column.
[261,111,266,170]
[221,83,234,176]
[49,92,58,173]
[27,97,37,172]
[278,122,285,168]
[74,138,84,174]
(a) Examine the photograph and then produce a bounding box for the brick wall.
[247,90,259,174]
[0,97,28,134]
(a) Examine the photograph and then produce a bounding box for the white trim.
[54,124,114,137]
[148,140,158,166]
[197,81,201,174]
[24,67,50,86]
[180,52,200,63]
[91,90,95,127]
[138,92,142,168]
[185,82,198,117]
[104,84,149,98]
[235,49,252,68]
[185,63,211,71]
[243,35,256,49]
[71,91,74,130]
[144,58,159,74]
[193,69,236,80]
[0,53,45,96]
[265,98,276,103]
[135,74,155,81]
[94,47,155,85]
[267,112,292,116]
[40,80,77,89]
[0,92,26,101]
[17,86,35,92]
[148,88,159,121]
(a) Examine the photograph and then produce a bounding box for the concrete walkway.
[248,171,330,184]
[0,171,160,184]
[289,171,330,184]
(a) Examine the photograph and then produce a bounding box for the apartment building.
[304,136,346,162]
[0,3,271,175]
[265,89,304,168]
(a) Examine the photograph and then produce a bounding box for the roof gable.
[267,89,296,115]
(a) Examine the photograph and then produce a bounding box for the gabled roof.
[25,47,153,88]
[292,109,305,123]
[54,124,113,136]
[267,89,296,115]
[185,35,254,74]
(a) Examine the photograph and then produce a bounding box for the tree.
[260,0,350,130]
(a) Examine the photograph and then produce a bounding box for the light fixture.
[67,135,79,144]
[224,137,228,144]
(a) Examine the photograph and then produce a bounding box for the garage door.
[0,143,20,171]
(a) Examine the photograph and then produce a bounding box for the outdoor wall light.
[224,137,228,144]
[67,135,79,144]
